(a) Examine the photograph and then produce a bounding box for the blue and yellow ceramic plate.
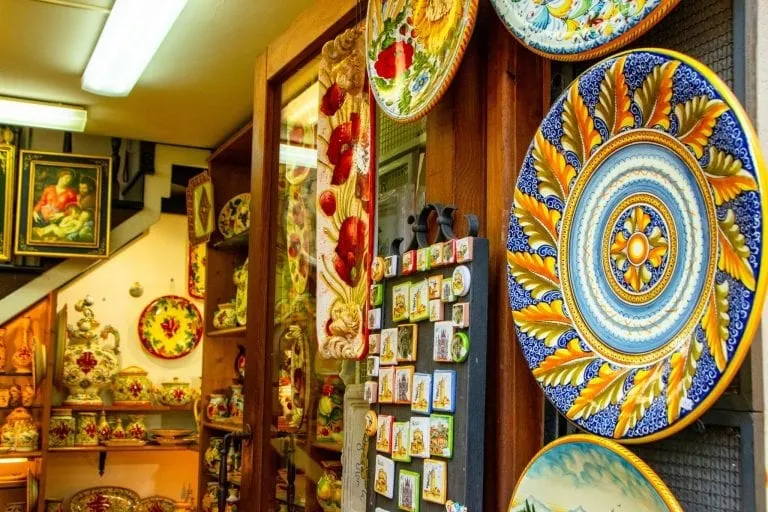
[508,435,682,512]
[490,0,679,61]
[507,49,767,442]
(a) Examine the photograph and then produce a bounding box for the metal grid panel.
[376,108,427,161]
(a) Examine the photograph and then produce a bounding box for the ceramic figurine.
[206,394,229,422]
[126,415,147,440]
[113,366,153,405]
[155,377,194,406]
[48,408,75,448]
[8,385,20,407]
[63,296,121,405]
[204,438,223,474]
[21,384,34,407]
[0,328,6,372]
[111,417,126,439]
[212,303,237,330]
[11,317,33,374]
[97,411,112,442]
[75,412,98,446]
[228,385,244,422]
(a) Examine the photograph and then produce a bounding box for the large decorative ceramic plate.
[507,49,767,442]
[490,0,680,61]
[135,496,176,512]
[217,193,250,239]
[69,487,140,512]
[138,295,203,360]
[508,434,682,511]
[367,0,478,122]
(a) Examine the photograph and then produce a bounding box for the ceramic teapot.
[63,296,120,405]
[154,377,195,406]
[0,407,38,452]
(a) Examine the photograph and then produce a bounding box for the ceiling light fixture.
[81,0,189,97]
[0,97,87,132]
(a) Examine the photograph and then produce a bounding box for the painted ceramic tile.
[371,283,384,307]
[455,237,473,263]
[440,280,456,303]
[433,322,454,363]
[380,328,398,365]
[451,332,469,363]
[397,324,418,362]
[451,265,471,297]
[374,455,395,499]
[369,333,381,355]
[378,366,395,404]
[391,421,411,462]
[422,459,448,504]
[409,280,429,322]
[430,414,454,458]
[452,303,469,328]
[392,282,411,322]
[427,275,443,300]
[411,373,433,414]
[365,381,379,404]
[187,242,206,299]
[416,248,430,272]
[508,435,683,512]
[429,299,444,322]
[398,470,421,512]
[385,255,399,277]
[368,308,382,330]
[442,240,456,265]
[395,366,415,404]
[372,256,386,283]
[401,250,416,275]
[367,356,380,377]
[429,243,443,268]
[409,417,430,458]
[376,415,394,453]
[507,49,768,442]
[432,370,456,413]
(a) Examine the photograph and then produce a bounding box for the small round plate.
[490,0,680,62]
[138,295,203,360]
[69,487,140,512]
[135,496,175,512]
[507,49,767,442]
[217,193,250,239]
[508,434,682,511]
[367,0,478,122]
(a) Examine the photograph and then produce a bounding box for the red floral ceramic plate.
[69,487,140,512]
[138,295,203,360]
[135,496,176,512]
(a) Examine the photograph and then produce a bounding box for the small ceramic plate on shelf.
[138,295,203,360]
[102,439,147,447]
[217,193,251,239]
[151,429,193,438]
[135,496,175,512]
[69,487,140,512]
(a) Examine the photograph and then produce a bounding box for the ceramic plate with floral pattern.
[507,49,767,442]
[491,0,680,61]
[217,192,251,239]
[187,242,206,299]
[69,487,140,512]
[135,496,176,512]
[138,295,203,360]
[367,0,478,122]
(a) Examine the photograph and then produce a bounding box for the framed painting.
[186,171,214,245]
[15,150,112,259]
[0,142,15,262]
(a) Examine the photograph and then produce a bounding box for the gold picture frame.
[0,142,16,262]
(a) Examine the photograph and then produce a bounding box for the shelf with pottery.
[62,404,194,413]
[211,231,249,251]
[48,445,197,453]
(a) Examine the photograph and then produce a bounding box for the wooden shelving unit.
[202,420,245,433]
[0,451,42,459]
[48,445,197,453]
[63,404,193,413]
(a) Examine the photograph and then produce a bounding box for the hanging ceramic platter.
[69,487,140,512]
[135,496,176,512]
[508,434,682,511]
[366,0,479,122]
[187,242,207,299]
[490,0,680,61]
[217,193,251,239]
[507,49,767,442]
[138,295,203,360]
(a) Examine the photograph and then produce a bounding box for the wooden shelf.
[59,404,193,413]
[0,451,41,459]
[211,232,249,251]
[0,481,25,490]
[48,444,198,453]
[207,326,246,338]
[0,405,43,411]
[203,420,245,433]
[0,372,33,377]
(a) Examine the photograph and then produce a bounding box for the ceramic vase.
[75,412,98,446]
[11,318,33,374]
[155,377,194,406]
[228,385,244,422]
[48,408,75,448]
[212,303,236,330]
[206,394,229,422]
[204,438,223,475]
[0,407,38,451]
[0,328,6,373]
[63,296,120,405]
[97,411,112,442]
[126,415,147,440]
[111,418,126,439]
[112,366,153,405]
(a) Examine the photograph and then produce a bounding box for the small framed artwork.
[364,381,378,404]
[385,255,398,277]
[429,299,444,322]
[368,308,382,330]
[374,455,395,499]
[186,170,214,245]
[416,247,430,272]
[432,369,457,413]
[398,470,421,512]
[427,274,442,300]
[452,303,469,328]
[442,240,456,265]
[397,324,418,362]
[433,321,454,363]
[429,243,443,268]
[392,282,411,323]
[0,141,15,262]
[440,280,456,303]
[16,150,112,258]
[430,414,454,458]
[411,373,432,414]
[409,280,429,322]
[456,236,473,263]
[376,414,394,453]
[391,421,411,462]
[422,459,448,504]
[394,365,414,404]
[409,416,430,458]
[370,283,384,307]
[367,356,380,377]
[380,328,398,365]
[379,366,395,404]
[369,333,381,355]
[401,250,416,275]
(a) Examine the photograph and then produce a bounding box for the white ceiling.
[0,0,315,148]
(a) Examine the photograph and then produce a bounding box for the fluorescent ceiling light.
[0,97,87,132]
[279,144,317,169]
[82,0,188,97]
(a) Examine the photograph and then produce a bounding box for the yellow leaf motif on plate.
[614,362,665,438]
[675,96,728,158]
[704,147,758,205]
[513,189,561,250]
[567,363,630,421]
[634,61,680,130]
[532,130,576,201]
[595,56,634,137]
[561,85,602,165]
[506,251,559,300]
[701,281,731,372]
[667,335,704,423]
[532,339,596,387]
[717,209,756,291]
[512,299,572,347]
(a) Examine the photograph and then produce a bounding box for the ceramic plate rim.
[137,294,203,361]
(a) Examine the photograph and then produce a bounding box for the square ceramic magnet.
[385,255,398,278]
[391,421,411,463]
[411,373,433,414]
[456,236,473,263]
[370,283,384,307]
[394,365,415,404]
[422,459,447,504]
[441,240,456,265]
[409,416,430,458]
[398,470,421,512]
[374,455,395,499]
[364,381,378,404]
[368,308,382,330]
[369,333,381,355]
[409,280,429,322]
[367,356,380,377]
[392,282,411,323]
[433,321,454,363]
[378,366,395,404]
[380,328,398,365]
[429,299,444,322]
[396,324,418,362]
[376,414,394,453]
[401,250,416,275]
[452,303,469,328]
[432,369,456,413]
[440,280,456,303]
[416,247,430,272]
[429,243,443,268]
[427,274,443,300]
[429,414,454,459]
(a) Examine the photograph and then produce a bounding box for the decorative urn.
[113,366,153,405]
[0,407,39,452]
[63,296,120,405]
[155,377,194,406]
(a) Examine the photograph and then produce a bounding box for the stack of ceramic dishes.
[151,429,195,447]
